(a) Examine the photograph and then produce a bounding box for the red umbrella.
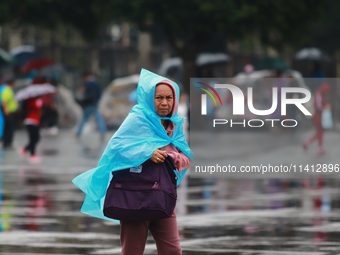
[21,58,54,72]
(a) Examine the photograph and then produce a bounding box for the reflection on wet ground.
[0,130,340,254]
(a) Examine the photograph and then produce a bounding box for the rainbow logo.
[197,82,222,115]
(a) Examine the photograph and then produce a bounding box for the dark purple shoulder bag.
[103,156,178,221]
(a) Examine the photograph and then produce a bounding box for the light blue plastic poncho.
[72,69,194,222]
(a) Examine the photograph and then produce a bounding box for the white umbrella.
[196,53,230,66]
[109,74,140,88]
[295,47,330,61]
[10,45,36,56]
[232,70,272,86]
[158,58,182,76]
[107,74,140,93]
[15,84,56,101]
[158,53,230,75]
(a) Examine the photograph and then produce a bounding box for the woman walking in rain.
[73,69,193,255]
[302,83,331,155]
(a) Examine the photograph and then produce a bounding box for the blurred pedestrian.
[1,79,18,149]
[270,69,285,120]
[244,63,254,73]
[76,71,106,140]
[308,63,326,94]
[128,88,137,106]
[178,92,189,139]
[40,78,59,136]
[0,84,8,140]
[302,83,331,155]
[19,77,44,163]
[286,75,299,121]
[176,91,189,216]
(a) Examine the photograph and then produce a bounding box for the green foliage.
[103,0,324,51]
[0,0,99,40]
[310,0,340,52]
[0,0,328,90]
[0,0,326,48]
[98,0,326,89]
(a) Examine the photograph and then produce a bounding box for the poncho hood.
[136,74,179,119]
[72,68,193,222]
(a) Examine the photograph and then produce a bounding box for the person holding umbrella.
[17,77,56,163]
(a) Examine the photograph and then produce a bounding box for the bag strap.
[164,156,179,181]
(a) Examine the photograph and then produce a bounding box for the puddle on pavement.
[40,149,59,156]
[1,166,340,254]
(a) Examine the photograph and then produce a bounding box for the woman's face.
[154,84,174,117]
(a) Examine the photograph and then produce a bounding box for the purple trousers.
[120,210,182,255]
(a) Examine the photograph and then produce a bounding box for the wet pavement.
[1,128,340,254]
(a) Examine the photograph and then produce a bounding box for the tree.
[0,0,100,41]
[0,0,104,70]
[309,0,340,53]
[100,0,324,92]
[0,0,325,91]
[308,0,340,122]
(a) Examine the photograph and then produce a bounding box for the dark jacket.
[83,80,102,107]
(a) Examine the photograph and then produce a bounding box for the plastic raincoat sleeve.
[72,69,194,222]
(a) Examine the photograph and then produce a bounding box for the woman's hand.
[150,149,167,163]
